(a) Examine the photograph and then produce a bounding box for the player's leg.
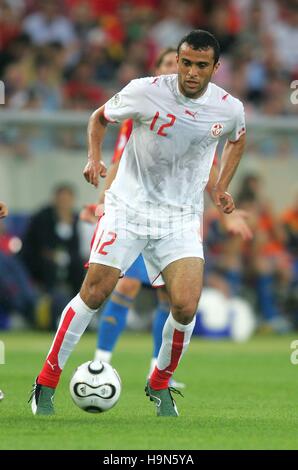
[150,287,170,375]
[146,257,204,416]
[149,287,186,389]
[30,263,120,415]
[95,276,141,362]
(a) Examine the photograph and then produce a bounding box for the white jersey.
[104,74,245,236]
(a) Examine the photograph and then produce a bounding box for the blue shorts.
[125,254,151,285]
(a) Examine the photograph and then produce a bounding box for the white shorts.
[88,207,204,287]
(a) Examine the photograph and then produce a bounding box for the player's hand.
[79,203,104,224]
[222,209,253,241]
[83,159,107,187]
[212,187,235,214]
[0,202,8,218]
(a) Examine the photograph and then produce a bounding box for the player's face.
[156,52,178,75]
[177,43,220,98]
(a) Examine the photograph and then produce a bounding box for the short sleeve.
[104,80,143,124]
[227,100,246,142]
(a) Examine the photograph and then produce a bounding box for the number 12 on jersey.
[150,112,176,137]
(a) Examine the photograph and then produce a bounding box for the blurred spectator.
[63,59,107,109]
[28,57,62,110]
[0,218,37,329]
[0,0,22,51]
[281,193,298,326]
[22,0,78,66]
[236,174,292,332]
[268,0,298,75]
[149,0,194,49]
[282,193,298,260]
[21,184,85,329]
[22,1,77,47]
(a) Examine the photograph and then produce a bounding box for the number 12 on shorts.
[94,230,117,255]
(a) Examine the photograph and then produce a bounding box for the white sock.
[156,312,196,371]
[94,349,112,363]
[148,357,157,377]
[48,294,98,370]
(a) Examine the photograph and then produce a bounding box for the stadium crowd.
[0,0,297,115]
[0,0,298,333]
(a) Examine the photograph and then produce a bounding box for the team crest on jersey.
[110,93,122,108]
[210,123,224,137]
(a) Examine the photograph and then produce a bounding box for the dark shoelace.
[169,387,184,398]
[28,383,39,404]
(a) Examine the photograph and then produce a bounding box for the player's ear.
[212,61,220,76]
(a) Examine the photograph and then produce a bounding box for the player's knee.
[80,281,112,310]
[116,277,141,298]
[171,297,198,324]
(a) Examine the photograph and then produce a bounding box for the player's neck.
[178,81,209,100]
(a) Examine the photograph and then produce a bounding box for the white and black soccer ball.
[69,360,121,413]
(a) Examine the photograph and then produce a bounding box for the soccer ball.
[69,360,121,413]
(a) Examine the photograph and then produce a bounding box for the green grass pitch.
[0,330,297,450]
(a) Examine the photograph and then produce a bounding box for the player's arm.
[84,80,141,187]
[206,162,252,240]
[83,105,108,188]
[0,201,8,218]
[212,134,246,214]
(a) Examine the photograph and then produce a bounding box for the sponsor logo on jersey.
[185,109,198,120]
[211,123,224,137]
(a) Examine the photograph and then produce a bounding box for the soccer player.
[82,48,187,385]
[30,30,246,417]
[81,51,251,386]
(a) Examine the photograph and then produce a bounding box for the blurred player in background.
[81,49,252,388]
[31,30,246,417]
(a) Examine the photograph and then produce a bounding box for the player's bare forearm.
[215,134,245,192]
[206,161,235,213]
[83,106,108,187]
[210,134,245,214]
[206,164,218,196]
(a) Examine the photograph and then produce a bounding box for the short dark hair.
[54,183,76,197]
[177,30,220,64]
[155,47,176,69]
